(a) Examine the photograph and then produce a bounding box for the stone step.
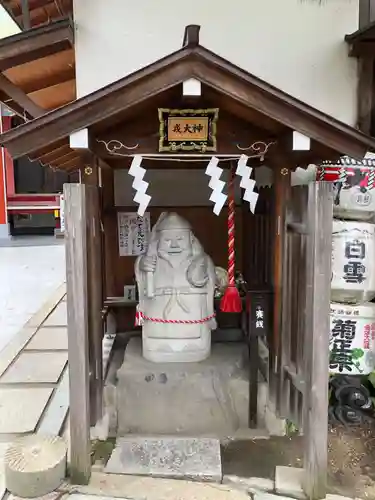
[105,436,222,483]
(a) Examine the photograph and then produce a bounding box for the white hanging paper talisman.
[205,156,227,215]
[128,155,151,216]
[235,154,259,214]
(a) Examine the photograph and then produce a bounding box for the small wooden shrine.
[1,24,375,499]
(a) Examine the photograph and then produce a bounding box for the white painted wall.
[73,0,359,125]
[0,6,20,39]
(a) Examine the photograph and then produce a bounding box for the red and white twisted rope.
[228,170,235,287]
[140,313,215,324]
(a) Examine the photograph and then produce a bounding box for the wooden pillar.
[0,114,12,239]
[64,183,91,484]
[357,0,375,134]
[357,58,374,134]
[80,158,104,426]
[101,167,116,298]
[270,165,291,409]
[0,142,7,236]
[359,0,375,28]
[303,182,333,500]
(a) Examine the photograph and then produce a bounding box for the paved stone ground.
[0,237,67,500]
[52,470,366,500]
[0,237,65,354]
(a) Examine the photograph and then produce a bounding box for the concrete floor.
[0,236,65,354]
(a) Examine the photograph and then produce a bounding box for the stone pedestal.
[116,338,257,436]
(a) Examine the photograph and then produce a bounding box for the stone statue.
[135,212,216,363]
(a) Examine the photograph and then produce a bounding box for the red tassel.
[220,285,242,313]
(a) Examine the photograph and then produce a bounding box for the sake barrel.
[333,182,375,221]
[331,220,375,304]
[318,161,375,221]
[329,302,375,376]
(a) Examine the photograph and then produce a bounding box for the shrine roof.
[0,0,73,30]
[0,18,75,119]
[1,25,375,172]
[345,20,375,57]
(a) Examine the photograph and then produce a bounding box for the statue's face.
[158,229,192,255]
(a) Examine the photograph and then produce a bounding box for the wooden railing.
[268,183,333,499]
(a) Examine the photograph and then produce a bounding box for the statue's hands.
[208,317,217,331]
[140,255,157,273]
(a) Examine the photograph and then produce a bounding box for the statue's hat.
[156,212,191,231]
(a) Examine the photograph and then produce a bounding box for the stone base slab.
[105,436,222,482]
[115,338,267,436]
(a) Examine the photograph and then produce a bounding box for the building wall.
[0,6,20,38]
[73,0,359,125]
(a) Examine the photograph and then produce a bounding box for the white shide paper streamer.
[128,155,151,216]
[205,156,227,215]
[236,154,258,214]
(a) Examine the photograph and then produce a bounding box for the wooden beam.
[349,40,375,57]
[19,67,75,95]
[347,4,375,57]
[303,182,333,500]
[21,0,31,30]
[48,151,77,166]
[12,0,56,17]
[0,18,73,71]
[0,73,44,118]
[51,157,81,171]
[64,183,91,485]
[24,3,67,28]
[39,145,72,164]
[29,139,68,160]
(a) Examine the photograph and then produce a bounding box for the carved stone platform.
[116,338,255,436]
[105,436,222,482]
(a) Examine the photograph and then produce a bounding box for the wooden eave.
[0,1,73,30]
[1,41,375,167]
[345,22,375,57]
[0,17,73,70]
[0,18,75,121]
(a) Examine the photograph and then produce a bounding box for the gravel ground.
[222,423,375,499]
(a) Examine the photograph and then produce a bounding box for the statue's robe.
[135,251,216,363]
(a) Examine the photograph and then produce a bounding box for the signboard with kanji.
[329,303,375,375]
[117,212,150,257]
[158,108,218,153]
